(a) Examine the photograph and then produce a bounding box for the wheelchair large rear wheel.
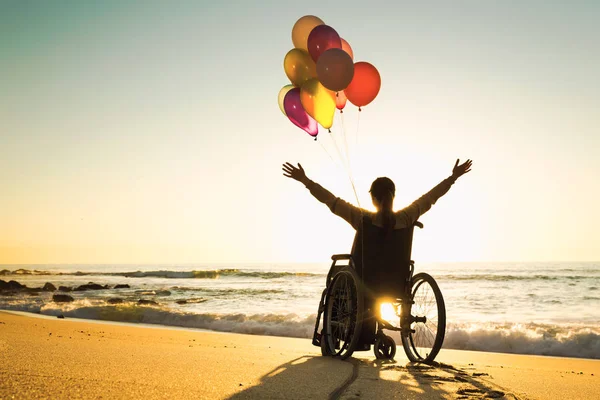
[401,273,446,363]
[322,268,363,360]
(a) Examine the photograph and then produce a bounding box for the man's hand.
[452,159,472,180]
[282,162,308,184]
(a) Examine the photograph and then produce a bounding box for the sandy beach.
[0,311,598,399]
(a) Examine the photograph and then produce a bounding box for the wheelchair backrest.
[351,215,417,299]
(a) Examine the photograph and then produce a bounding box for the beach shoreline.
[1,311,598,399]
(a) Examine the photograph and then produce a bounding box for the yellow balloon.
[292,15,324,51]
[300,78,336,129]
[278,84,294,116]
[283,48,317,87]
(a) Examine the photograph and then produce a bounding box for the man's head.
[369,177,395,211]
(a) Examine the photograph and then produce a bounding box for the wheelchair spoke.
[402,273,445,363]
[324,268,362,359]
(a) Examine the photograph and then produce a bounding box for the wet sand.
[1,311,598,399]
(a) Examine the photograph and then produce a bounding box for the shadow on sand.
[228,355,518,400]
[227,355,352,400]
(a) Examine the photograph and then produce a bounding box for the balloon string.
[355,109,361,149]
[317,137,339,168]
[340,111,352,179]
[328,130,349,177]
[348,173,361,208]
[336,115,360,208]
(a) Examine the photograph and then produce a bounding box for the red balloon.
[344,62,381,108]
[307,25,341,62]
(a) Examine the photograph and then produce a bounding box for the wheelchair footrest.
[312,331,322,347]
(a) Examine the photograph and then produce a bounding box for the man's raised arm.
[282,162,363,229]
[396,159,472,226]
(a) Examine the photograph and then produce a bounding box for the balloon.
[340,38,353,60]
[344,62,381,108]
[292,15,324,51]
[336,91,347,111]
[300,78,336,129]
[283,88,318,137]
[278,84,294,116]
[283,48,317,87]
[307,25,342,62]
[316,48,354,92]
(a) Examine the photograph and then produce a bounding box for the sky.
[1,1,599,264]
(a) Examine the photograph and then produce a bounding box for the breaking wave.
[436,274,599,282]
[443,323,600,359]
[3,268,599,282]
[2,301,599,359]
[0,268,323,280]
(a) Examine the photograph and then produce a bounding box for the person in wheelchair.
[282,158,472,360]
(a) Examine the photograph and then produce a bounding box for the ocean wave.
[436,274,598,282]
[4,268,600,282]
[2,301,599,359]
[35,304,315,338]
[443,323,600,359]
[170,287,288,295]
[0,268,324,280]
[0,268,52,276]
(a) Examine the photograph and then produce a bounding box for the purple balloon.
[307,25,342,62]
[284,88,318,137]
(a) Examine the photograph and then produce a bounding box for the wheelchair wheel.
[374,334,396,360]
[401,273,446,364]
[322,268,363,360]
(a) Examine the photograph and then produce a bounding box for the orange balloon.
[300,78,336,129]
[340,38,353,60]
[344,62,381,108]
[336,91,347,110]
[292,15,324,51]
[283,48,317,87]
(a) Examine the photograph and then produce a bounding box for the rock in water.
[137,299,158,306]
[107,298,124,304]
[58,286,72,292]
[7,280,26,290]
[74,283,105,291]
[53,294,74,303]
[114,284,130,289]
[43,282,57,291]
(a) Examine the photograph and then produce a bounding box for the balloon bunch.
[278,15,381,139]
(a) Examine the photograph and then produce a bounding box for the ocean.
[1,262,599,359]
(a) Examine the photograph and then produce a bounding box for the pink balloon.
[284,88,318,137]
[307,25,342,62]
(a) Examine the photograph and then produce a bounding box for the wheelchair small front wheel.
[401,272,446,364]
[322,268,363,360]
[374,334,396,360]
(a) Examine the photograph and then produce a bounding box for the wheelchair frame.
[312,221,447,362]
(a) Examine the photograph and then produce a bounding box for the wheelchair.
[312,220,446,363]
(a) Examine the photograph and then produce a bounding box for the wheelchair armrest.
[414,221,423,229]
[331,254,353,261]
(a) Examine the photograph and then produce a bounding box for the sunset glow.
[1,2,598,264]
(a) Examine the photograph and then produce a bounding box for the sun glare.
[380,302,398,324]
